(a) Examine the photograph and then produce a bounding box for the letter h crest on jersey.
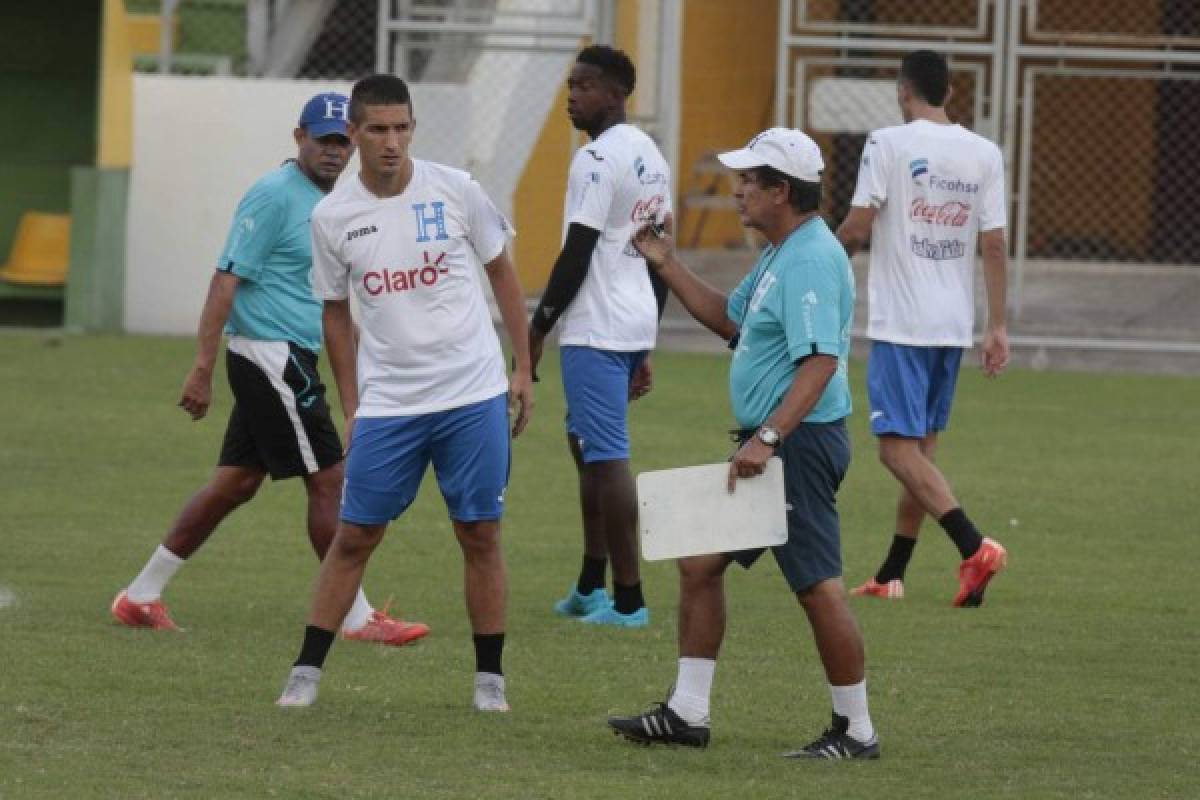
[412,202,449,243]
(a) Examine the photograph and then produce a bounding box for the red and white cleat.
[953,537,1008,608]
[850,578,905,600]
[343,609,430,647]
[110,589,181,631]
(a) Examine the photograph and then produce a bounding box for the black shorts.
[218,337,343,480]
[728,420,850,593]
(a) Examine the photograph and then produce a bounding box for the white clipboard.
[636,458,788,561]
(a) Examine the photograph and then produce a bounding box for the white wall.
[125,75,468,335]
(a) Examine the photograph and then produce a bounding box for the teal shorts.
[730,419,850,593]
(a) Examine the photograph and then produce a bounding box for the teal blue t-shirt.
[218,161,324,352]
[726,216,855,429]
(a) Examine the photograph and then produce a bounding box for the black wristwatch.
[756,425,782,448]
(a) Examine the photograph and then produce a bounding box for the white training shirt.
[311,159,513,417]
[557,123,672,351]
[851,119,1007,347]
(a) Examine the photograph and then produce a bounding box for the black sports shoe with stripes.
[608,701,711,749]
[783,713,880,760]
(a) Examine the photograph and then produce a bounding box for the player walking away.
[529,45,671,628]
[111,93,428,646]
[275,75,534,712]
[836,50,1009,606]
[609,129,879,759]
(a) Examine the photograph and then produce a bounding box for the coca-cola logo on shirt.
[631,194,666,224]
[910,199,970,227]
[363,251,449,296]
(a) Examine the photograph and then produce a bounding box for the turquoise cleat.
[580,605,649,628]
[553,587,611,617]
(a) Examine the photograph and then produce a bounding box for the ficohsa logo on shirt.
[363,251,449,296]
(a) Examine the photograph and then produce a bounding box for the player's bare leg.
[309,521,387,632]
[455,519,510,711]
[677,554,728,660]
[113,466,266,629]
[852,435,938,599]
[553,435,612,617]
[163,465,266,558]
[572,452,647,627]
[569,433,610,566]
[791,578,878,755]
[877,435,957,518]
[298,461,417,640]
[300,461,343,558]
[875,434,1004,606]
[892,432,940,539]
[608,554,728,747]
[797,579,864,686]
[278,520,387,708]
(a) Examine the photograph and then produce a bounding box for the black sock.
[294,624,336,669]
[613,581,645,615]
[938,508,984,559]
[875,534,917,583]
[473,632,505,675]
[576,555,607,595]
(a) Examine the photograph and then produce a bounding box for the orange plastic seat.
[0,212,71,287]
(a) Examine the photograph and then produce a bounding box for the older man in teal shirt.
[608,128,878,760]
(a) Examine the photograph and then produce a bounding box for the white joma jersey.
[311,159,514,417]
[851,119,1007,347]
[557,123,672,351]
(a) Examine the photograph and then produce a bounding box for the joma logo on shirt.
[363,251,448,296]
[347,225,378,241]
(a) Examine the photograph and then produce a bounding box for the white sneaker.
[473,672,510,712]
[276,666,322,708]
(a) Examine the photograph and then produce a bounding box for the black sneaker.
[608,701,711,749]
[783,713,880,760]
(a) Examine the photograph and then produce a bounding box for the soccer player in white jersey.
[529,45,672,628]
[111,93,427,646]
[837,50,1009,606]
[276,75,534,712]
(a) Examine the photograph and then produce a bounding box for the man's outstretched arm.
[630,223,737,341]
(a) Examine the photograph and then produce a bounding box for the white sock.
[830,680,875,742]
[667,657,715,726]
[126,545,185,602]
[341,588,374,632]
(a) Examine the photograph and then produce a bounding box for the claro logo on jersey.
[363,251,448,296]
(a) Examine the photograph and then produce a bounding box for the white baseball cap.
[717,127,824,182]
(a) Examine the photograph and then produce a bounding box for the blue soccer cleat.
[580,605,649,628]
[554,587,612,617]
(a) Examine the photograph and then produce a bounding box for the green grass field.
[1,332,1196,799]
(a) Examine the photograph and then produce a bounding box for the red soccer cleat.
[110,590,180,631]
[343,609,430,647]
[954,537,1008,607]
[850,578,905,600]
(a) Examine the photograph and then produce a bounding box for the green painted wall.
[0,3,102,261]
[66,167,128,332]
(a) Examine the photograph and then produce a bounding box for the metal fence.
[777,0,1200,365]
[130,0,1200,362]
[134,0,600,220]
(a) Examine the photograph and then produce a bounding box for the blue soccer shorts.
[730,420,851,593]
[560,345,648,463]
[866,341,964,438]
[340,393,510,525]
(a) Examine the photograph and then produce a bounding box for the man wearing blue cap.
[111,93,429,647]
